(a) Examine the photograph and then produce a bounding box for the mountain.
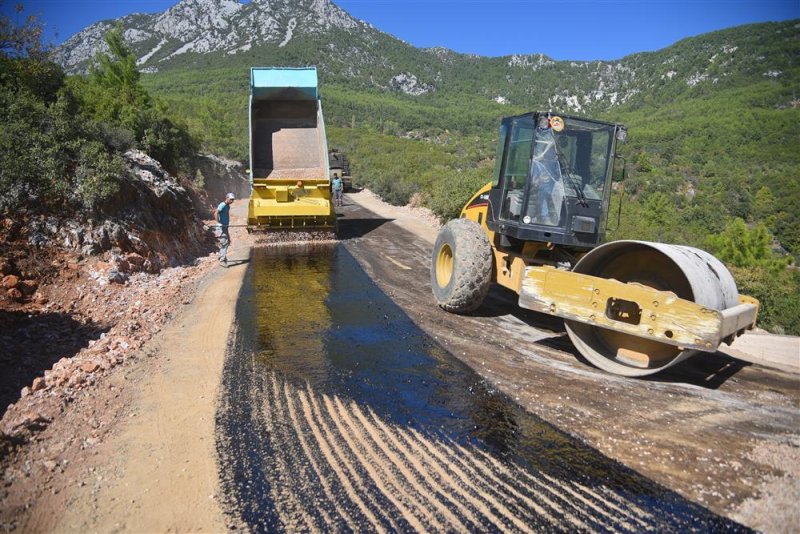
[55,0,799,116]
[55,0,364,73]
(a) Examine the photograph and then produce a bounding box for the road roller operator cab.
[478,112,626,252]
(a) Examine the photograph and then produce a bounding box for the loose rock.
[31,378,46,392]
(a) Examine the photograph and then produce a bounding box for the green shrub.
[0,13,198,217]
[426,165,492,221]
[0,81,128,213]
[74,141,124,209]
[70,25,198,177]
[138,110,198,176]
[707,218,793,272]
[731,266,800,335]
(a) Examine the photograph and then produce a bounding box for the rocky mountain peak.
[156,0,243,36]
[54,0,365,73]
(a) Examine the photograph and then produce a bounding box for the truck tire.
[431,218,493,313]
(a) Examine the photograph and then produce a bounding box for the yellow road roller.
[431,112,758,376]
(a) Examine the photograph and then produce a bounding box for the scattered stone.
[80,362,100,374]
[113,258,131,274]
[0,151,236,522]
[28,233,48,248]
[18,280,38,296]
[6,288,22,301]
[108,270,128,284]
[126,253,145,271]
[67,373,85,388]
[31,378,46,392]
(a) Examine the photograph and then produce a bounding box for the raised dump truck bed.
[247,67,336,230]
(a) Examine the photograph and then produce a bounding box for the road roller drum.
[561,241,748,376]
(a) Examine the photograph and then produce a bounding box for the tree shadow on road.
[0,310,108,414]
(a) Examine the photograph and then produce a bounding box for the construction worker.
[332,174,344,207]
[214,192,235,265]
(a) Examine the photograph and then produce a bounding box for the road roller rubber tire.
[431,218,493,313]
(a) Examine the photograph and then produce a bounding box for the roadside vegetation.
[0,10,196,216]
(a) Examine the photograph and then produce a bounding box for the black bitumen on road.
[215,239,749,532]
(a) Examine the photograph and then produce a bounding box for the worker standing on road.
[332,174,344,207]
[214,192,235,265]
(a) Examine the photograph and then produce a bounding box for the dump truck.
[247,67,336,231]
[431,112,758,376]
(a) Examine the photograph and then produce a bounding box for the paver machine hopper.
[431,112,759,376]
[247,67,336,232]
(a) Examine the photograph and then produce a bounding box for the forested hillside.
[45,4,800,333]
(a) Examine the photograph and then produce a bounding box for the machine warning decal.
[466,193,489,209]
[551,116,565,132]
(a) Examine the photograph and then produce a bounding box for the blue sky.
[6,0,799,60]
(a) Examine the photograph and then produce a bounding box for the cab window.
[499,117,535,222]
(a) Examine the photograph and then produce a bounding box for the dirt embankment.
[0,151,247,531]
[1,151,222,439]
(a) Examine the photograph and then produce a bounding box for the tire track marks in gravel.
[303,385,405,531]
[409,427,548,531]
[294,384,387,532]
[239,373,682,532]
[322,392,433,531]
[469,442,593,531]
[262,371,319,530]
[274,376,342,530]
[361,405,489,530]
[340,397,467,530]
[534,472,641,531]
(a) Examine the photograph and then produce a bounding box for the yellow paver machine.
[431,112,759,376]
[247,67,336,232]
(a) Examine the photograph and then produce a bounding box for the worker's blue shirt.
[217,202,230,226]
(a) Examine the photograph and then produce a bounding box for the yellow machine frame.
[248,177,336,230]
[446,182,759,374]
